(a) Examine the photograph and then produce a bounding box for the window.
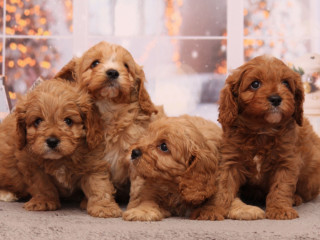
[1,0,320,122]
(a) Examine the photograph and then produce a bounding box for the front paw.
[266,207,299,220]
[123,207,164,221]
[87,202,122,218]
[190,207,226,221]
[24,198,60,211]
[228,205,265,220]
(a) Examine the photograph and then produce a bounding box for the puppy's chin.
[264,110,282,124]
[100,86,120,99]
[42,151,63,160]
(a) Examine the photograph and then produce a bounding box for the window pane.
[89,0,226,37]
[5,38,72,95]
[244,0,316,61]
[6,0,72,36]
[0,0,3,34]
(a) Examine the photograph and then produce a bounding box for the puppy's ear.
[134,63,157,115]
[15,95,27,150]
[54,58,77,82]
[293,72,304,126]
[218,70,243,129]
[77,94,104,150]
[178,143,218,205]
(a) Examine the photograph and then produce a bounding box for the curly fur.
[199,55,320,221]
[0,80,121,218]
[54,41,164,205]
[122,115,222,221]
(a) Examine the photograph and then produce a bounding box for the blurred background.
[0,0,320,126]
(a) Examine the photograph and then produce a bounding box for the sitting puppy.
[0,79,122,218]
[54,41,164,205]
[122,115,222,221]
[198,55,320,220]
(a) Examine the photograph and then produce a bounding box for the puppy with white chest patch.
[55,41,164,207]
[0,79,121,218]
[194,55,320,221]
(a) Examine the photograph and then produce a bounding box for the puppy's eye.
[34,118,43,127]
[250,80,261,90]
[158,143,169,152]
[90,60,100,69]
[282,80,290,89]
[124,63,129,70]
[64,118,73,126]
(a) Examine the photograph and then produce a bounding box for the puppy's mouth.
[264,107,282,124]
[99,79,120,98]
[42,150,63,160]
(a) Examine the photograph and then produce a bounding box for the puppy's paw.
[24,198,60,211]
[0,190,18,202]
[87,202,122,218]
[190,207,226,221]
[123,207,164,221]
[228,205,265,220]
[266,207,299,220]
[293,194,303,206]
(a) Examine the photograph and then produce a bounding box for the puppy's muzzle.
[268,95,282,107]
[106,69,119,80]
[46,137,60,149]
[131,148,142,160]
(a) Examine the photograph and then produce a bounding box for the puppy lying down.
[0,79,121,218]
[121,115,222,221]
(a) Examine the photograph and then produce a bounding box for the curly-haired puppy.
[121,115,221,221]
[54,41,164,206]
[0,79,122,218]
[197,55,320,220]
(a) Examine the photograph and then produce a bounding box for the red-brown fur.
[194,55,320,220]
[0,79,121,217]
[122,115,221,221]
[54,41,164,206]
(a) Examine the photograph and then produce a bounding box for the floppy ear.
[178,142,219,205]
[134,63,158,115]
[218,69,244,129]
[15,96,27,150]
[54,58,77,82]
[292,72,304,126]
[77,94,104,150]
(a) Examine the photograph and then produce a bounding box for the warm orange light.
[24,9,30,16]
[40,18,46,25]
[40,61,51,69]
[5,27,15,35]
[43,31,51,36]
[8,60,14,68]
[6,4,17,13]
[9,91,16,100]
[37,28,43,35]
[18,19,27,27]
[18,44,27,53]
[6,15,11,22]
[9,42,17,50]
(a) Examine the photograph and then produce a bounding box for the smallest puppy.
[123,115,221,221]
[0,79,121,218]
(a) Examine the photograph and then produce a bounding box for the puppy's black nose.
[106,69,119,80]
[131,148,142,160]
[268,95,282,107]
[46,137,60,149]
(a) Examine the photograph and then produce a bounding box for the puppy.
[196,55,320,220]
[0,79,122,218]
[54,41,164,206]
[122,115,221,221]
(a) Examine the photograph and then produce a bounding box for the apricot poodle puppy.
[199,55,320,221]
[0,79,121,218]
[55,41,164,205]
[121,115,222,221]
